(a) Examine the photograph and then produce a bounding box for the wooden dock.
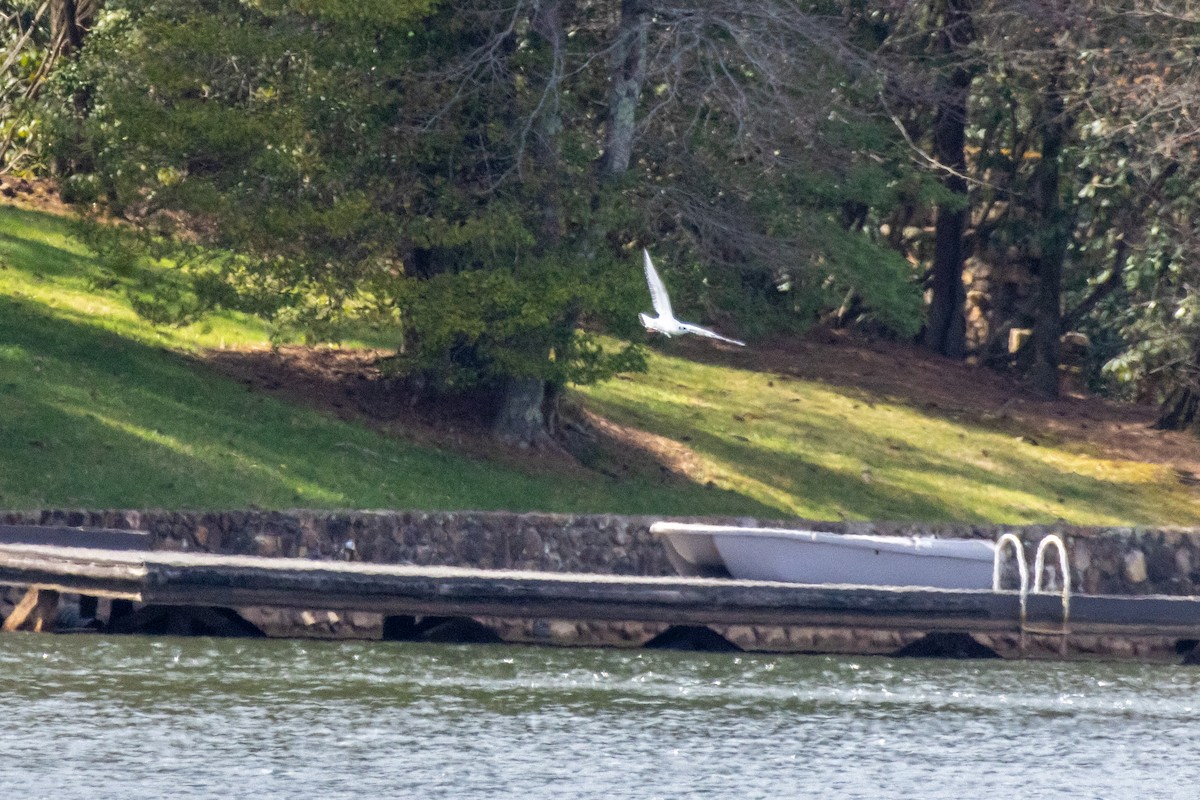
[4,540,1200,654]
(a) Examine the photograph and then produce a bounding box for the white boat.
[650,522,997,590]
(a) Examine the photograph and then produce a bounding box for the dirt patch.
[0,176,75,217]
[202,346,600,479]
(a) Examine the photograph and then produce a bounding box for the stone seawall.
[5,508,1200,596]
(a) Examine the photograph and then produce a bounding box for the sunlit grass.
[575,346,1200,525]
[4,204,1198,524]
[0,207,278,350]
[0,205,770,515]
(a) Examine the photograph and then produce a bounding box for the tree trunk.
[495,0,650,454]
[51,0,98,56]
[492,376,554,449]
[531,0,566,243]
[1155,383,1200,433]
[599,0,650,178]
[922,0,973,359]
[1027,58,1072,398]
[491,1,566,449]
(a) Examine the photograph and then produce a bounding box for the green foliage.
[49,0,657,394]
[15,0,1200,427]
[1099,229,1200,403]
[390,257,646,389]
[37,0,939,406]
[942,1,1200,411]
[674,110,927,339]
[5,204,1197,523]
[1,0,56,173]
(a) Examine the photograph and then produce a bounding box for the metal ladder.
[993,533,1072,653]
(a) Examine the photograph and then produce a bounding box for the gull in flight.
[639,249,745,346]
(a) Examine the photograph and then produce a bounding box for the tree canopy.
[8,0,1200,440]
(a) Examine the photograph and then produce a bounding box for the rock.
[1071,541,1091,572]
[719,625,757,649]
[519,527,544,561]
[1177,548,1193,578]
[348,611,380,630]
[193,524,223,551]
[756,626,790,651]
[1101,636,1136,659]
[1124,550,1148,584]
[812,629,854,652]
[548,620,578,643]
[1146,545,1178,583]
[254,533,282,557]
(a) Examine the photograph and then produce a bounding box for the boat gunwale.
[650,522,997,563]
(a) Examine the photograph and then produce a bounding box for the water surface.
[1,635,1196,798]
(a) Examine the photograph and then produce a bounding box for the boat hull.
[651,523,996,590]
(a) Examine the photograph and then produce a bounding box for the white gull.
[638,249,745,346]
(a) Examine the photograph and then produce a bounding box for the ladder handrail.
[992,533,1072,653]
[992,533,1029,632]
[1033,534,1071,631]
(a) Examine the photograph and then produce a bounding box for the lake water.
[1,635,1197,799]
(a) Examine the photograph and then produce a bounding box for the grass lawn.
[0,206,768,515]
[577,348,1200,525]
[3,203,1198,524]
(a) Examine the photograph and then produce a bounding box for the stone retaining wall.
[5,508,1200,596]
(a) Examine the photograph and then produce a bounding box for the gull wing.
[679,322,746,347]
[643,249,674,319]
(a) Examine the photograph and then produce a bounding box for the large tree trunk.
[494,0,652,450]
[599,0,650,178]
[1027,58,1072,398]
[922,0,973,359]
[494,1,651,450]
[492,0,567,449]
[492,376,555,449]
[531,0,566,244]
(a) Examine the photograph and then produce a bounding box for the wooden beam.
[2,587,41,632]
[31,589,58,632]
[1,587,58,632]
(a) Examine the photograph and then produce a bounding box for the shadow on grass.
[0,293,778,516]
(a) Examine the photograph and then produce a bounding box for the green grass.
[0,207,769,515]
[576,348,1200,525]
[2,203,1198,524]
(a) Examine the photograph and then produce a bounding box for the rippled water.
[1,635,1197,798]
